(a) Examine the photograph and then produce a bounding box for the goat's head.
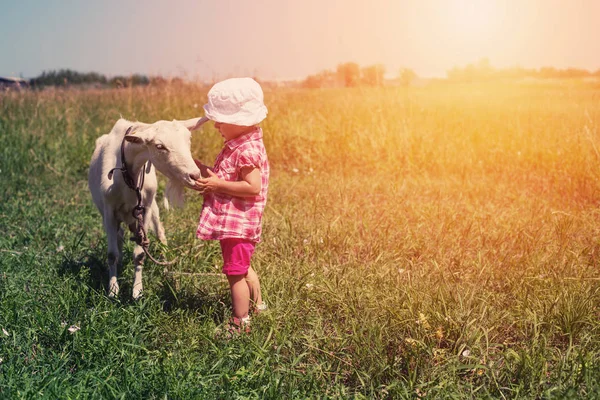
[124,117,208,207]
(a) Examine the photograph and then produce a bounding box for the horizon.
[5,62,600,84]
[2,0,600,81]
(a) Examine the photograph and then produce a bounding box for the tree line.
[16,61,600,90]
[446,58,600,82]
[23,65,416,89]
[28,69,161,88]
[302,63,417,88]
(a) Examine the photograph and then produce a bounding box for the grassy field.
[1,81,600,399]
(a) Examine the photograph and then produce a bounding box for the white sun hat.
[203,77,268,126]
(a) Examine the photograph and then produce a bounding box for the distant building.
[0,76,29,90]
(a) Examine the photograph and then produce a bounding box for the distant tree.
[446,66,461,81]
[463,63,477,82]
[399,68,417,87]
[561,68,591,78]
[539,66,558,79]
[361,64,386,86]
[302,74,324,89]
[109,74,150,88]
[336,62,360,87]
[446,60,593,82]
[476,58,494,80]
[302,70,338,88]
[30,69,108,87]
[447,64,480,81]
[150,76,168,86]
[131,74,150,85]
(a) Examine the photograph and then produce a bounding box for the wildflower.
[417,312,431,329]
[292,168,299,173]
[462,349,471,357]
[435,327,444,340]
[305,283,314,289]
[433,348,447,361]
[57,244,64,252]
[398,268,406,274]
[68,325,80,334]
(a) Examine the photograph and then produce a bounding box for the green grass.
[1,82,600,398]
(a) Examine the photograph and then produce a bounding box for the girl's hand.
[194,169,221,194]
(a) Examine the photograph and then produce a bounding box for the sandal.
[215,316,251,340]
[253,302,268,315]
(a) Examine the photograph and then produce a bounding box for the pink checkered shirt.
[196,127,269,242]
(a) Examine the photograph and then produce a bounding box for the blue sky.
[1,0,599,80]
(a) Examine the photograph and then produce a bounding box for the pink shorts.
[220,238,255,276]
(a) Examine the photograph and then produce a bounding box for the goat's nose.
[189,171,201,181]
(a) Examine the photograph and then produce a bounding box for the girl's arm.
[194,166,261,197]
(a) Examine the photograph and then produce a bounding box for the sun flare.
[435,0,504,50]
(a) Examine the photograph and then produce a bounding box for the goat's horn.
[184,116,210,131]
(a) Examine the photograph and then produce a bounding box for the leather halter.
[108,126,146,200]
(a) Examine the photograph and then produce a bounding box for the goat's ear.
[124,135,145,145]
[180,116,210,131]
[124,125,152,145]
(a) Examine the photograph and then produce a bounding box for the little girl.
[193,77,269,336]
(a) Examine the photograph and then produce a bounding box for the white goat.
[88,117,207,299]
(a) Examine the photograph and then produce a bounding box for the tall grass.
[1,81,600,398]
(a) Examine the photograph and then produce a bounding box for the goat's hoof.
[108,284,120,298]
[132,288,143,300]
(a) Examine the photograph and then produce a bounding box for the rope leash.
[108,126,178,266]
[130,204,178,266]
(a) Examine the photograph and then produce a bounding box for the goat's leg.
[104,212,121,298]
[117,226,124,265]
[130,204,164,300]
[149,201,167,244]
[132,243,145,300]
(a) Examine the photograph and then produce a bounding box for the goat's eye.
[155,144,167,151]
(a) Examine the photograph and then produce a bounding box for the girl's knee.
[227,274,246,283]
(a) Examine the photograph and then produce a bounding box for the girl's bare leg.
[227,275,250,319]
[245,266,263,308]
